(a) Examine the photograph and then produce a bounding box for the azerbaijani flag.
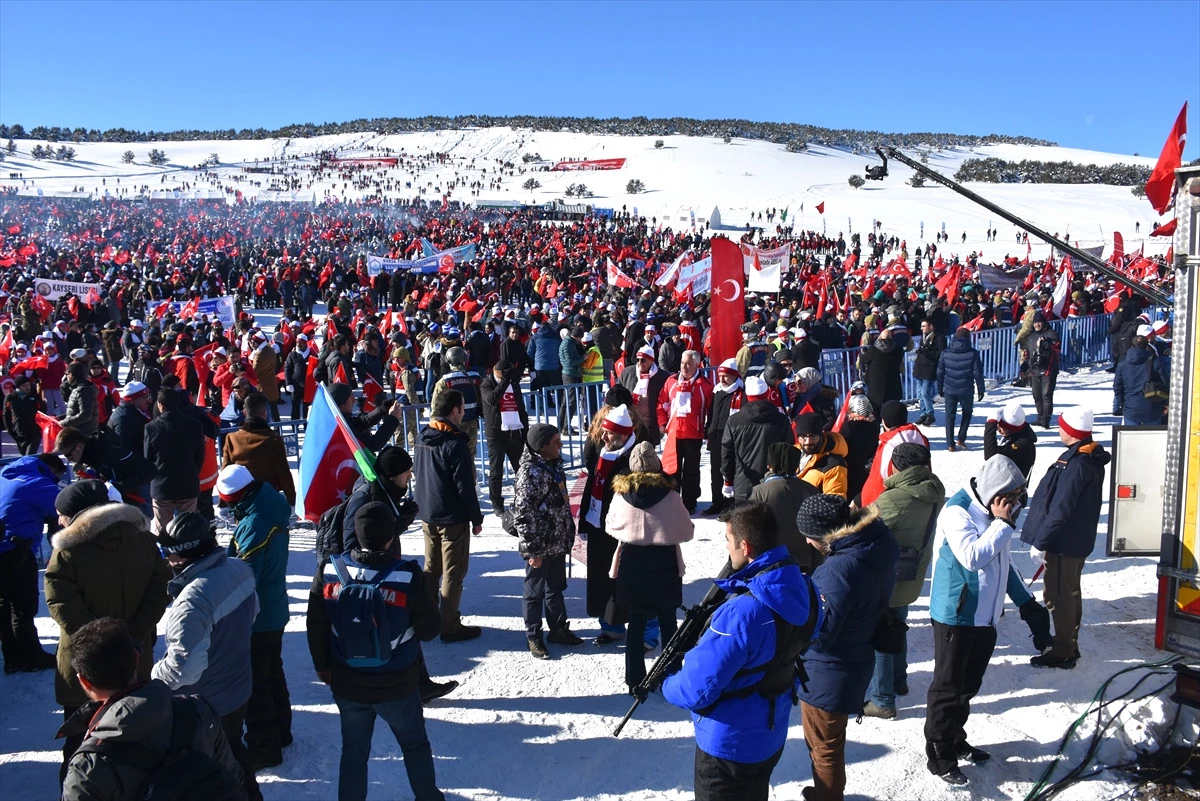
[297,384,377,521]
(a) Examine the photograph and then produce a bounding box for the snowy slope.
[0,366,1190,801]
[0,128,1171,261]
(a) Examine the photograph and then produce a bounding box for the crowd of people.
[0,192,1172,801]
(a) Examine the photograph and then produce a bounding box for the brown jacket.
[221,417,297,505]
[44,503,172,708]
[251,345,281,401]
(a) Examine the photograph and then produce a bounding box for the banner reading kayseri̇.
[743,244,790,293]
[151,297,236,328]
[34,278,102,301]
[550,158,626,172]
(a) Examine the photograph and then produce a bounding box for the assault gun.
[613,561,732,737]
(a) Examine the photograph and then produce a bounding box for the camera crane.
[881,147,1172,307]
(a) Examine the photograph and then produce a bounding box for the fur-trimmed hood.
[611,471,674,509]
[821,506,881,547]
[52,503,150,550]
[820,506,898,574]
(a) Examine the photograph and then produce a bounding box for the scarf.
[584,435,636,528]
[633,361,659,403]
[499,383,522,431]
[670,375,696,420]
[714,379,745,417]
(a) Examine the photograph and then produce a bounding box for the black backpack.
[74,696,247,801]
[314,497,352,561]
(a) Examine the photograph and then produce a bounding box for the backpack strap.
[168,698,201,755]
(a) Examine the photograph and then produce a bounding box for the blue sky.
[1,0,1196,155]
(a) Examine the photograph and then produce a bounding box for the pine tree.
[122,150,135,164]
[626,178,645,194]
[4,140,14,154]
[522,177,541,191]
[848,174,865,189]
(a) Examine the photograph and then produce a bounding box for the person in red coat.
[656,350,712,514]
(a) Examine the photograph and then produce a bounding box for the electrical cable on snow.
[1022,655,1200,801]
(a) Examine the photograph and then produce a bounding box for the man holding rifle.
[660,502,821,801]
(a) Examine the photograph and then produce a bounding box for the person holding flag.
[656,350,712,515]
[285,333,314,421]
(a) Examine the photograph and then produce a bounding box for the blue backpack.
[328,555,399,668]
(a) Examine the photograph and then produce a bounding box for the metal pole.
[883,147,1172,307]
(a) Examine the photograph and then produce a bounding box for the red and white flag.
[816,202,825,214]
[1050,258,1075,318]
[708,239,746,366]
[606,258,636,289]
[1145,102,1187,215]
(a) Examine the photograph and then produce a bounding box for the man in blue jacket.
[0,453,66,673]
[937,328,985,451]
[662,501,820,801]
[1020,407,1110,669]
[218,464,293,772]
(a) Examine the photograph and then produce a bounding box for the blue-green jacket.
[229,481,292,633]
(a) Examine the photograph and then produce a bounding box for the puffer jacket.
[840,416,881,501]
[1113,346,1167,424]
[937,336,985,398]
[1025,327,1061,375]
[59,680,241,801]
[1020,440,1111,558]
[413,418,482,527]
[721,400,794,499]
[607,471,694,614]
[152,548,259,717]
[662,545,821,763]
[526,328,562,372]
[656,373,712,440]
[45,503,171,708]
[2,389,40,446]
[61,378,99,436]
[930,487,1031,628]
[859,423,930,507]
[0,455,61,553]
[800,511,899,716]
[796,431,850,498]
[871,466,946,607]
[512,447,574,559]
[229,481,292,633]
[144,410,204,501]
[913,331,945,381]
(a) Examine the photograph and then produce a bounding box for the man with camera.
[662,502,820,801]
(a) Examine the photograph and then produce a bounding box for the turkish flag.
[1151,219,1177,237]
[709,239,746,366]
[334,361,349,385]
[438,252,455,274]
[960,315,985,332]
[303,431,358,522]
[361,377,383,412]
[606,258,636,288]
[303,356,319,404]
[38,412,62,454]
[816,202,825,214]
[1145,102,1187,215]
[0,328,12,363]
[180,296,200,320]
[934,263,962,309]
[31,294,53,321]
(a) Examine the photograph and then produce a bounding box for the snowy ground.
[1,364,1191,801]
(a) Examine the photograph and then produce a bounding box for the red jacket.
[859,423,930,506]
[657,373,713,440]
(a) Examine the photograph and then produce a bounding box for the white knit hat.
[717,358,739,376]
[745,376,769,399]
[636,345,655,359]
[602,404,634,435]
[121,381,149,401]
[216,464,255,502]
[1136,324,1153,338]
[1059,407,1093,440]
[998,399,1026,430]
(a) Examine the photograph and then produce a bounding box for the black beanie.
[767,442,802,475]
[890,442,931,473]
[354,501,396,552]
[527,423,559,453]
[881,400,908,429]
[794,413,823,436]
[795,494,851,541]
[55,480,112,520]
[158,512,217,562]
[328,383,353,408]
[377,446,413,479]
[605,385,634,409]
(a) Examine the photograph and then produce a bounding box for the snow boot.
[1030,653,1077,669]
[528,634,549,660]
[956,743,991,763]
[938,768,969,787]
[862,701,897,720]
[547,626,584,646]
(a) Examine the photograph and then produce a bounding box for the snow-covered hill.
[0,128,1171,260]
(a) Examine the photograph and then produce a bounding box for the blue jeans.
[597,617,660,646]
[943,393,973,445]
[866,606,909,710]
[333,692,444,801]
[916,379,936,418]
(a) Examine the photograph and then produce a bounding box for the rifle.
[613,560,732,737]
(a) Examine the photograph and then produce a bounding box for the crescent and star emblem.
[717,279,742,301]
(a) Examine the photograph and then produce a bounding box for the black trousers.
[694,744,784,801]
[487,431,525,510]
[0,542,45,668]
[291,389,307,421]
[708,440,725,509]
[221,704,264,801]
[523,553,568,636]
[245,630,292,762]
[1029,373,1057,426]
[60,705,82,786]
[924,621,997,775]
[626,610,677,688]
[16,439,38,456]
[671,438,703,511]
[531,368,561,394]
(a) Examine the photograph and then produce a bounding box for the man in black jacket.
[721,376,794,501]
[983,400,1037,479]
[284,334,313,420]
[414,390,484,642]
[143,389,204,535]
[912,319,945,426]
[479,360,529,513]
[307,503,445,801]
[1023,313,1061,428]
[324,335,356,389]
[328,382,401,453]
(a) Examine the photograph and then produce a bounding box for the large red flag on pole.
[1145,102,1188,215]
[708,238,746,366]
